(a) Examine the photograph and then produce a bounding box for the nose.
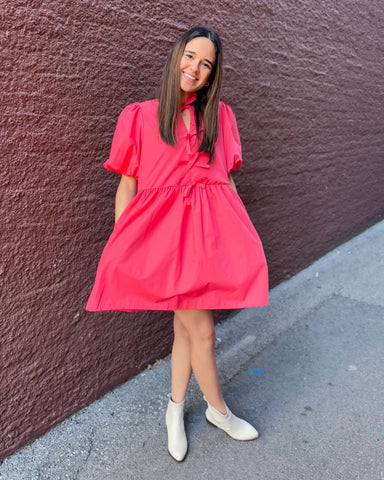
[190,60,199,74]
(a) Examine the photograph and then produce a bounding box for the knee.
[189,319,216,350]
[195,326,216,350]
[174,310,216,350]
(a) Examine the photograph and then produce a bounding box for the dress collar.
[181,92,197,110]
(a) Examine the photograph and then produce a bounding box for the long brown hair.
[158,27,223,163]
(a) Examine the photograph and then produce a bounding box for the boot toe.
[234,418,259,440]
[168,443,188,462]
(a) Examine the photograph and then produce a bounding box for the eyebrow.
[185,50,214,67]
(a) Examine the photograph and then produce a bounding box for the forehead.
[184,37,216,62]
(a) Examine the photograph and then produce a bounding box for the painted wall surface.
[1,0,383,458]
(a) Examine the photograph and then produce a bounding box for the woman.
[86,26,268,462]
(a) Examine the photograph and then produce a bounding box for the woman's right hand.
[115,175,138,223]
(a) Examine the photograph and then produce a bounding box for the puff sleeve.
[103,103,142,179]
[221,103,242,174]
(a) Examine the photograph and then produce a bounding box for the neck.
[180,91,189,105]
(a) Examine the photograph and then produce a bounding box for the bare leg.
[173,309,227,414]
[171,312,192,403]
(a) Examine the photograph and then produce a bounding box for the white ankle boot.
[166,396,188,462]
[204,398,259,441]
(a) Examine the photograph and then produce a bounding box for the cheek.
[202,70,211,82]
[180,58,189,71]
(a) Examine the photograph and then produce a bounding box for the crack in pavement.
[74,427,95,480]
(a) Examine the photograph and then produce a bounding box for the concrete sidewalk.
[1,220,384,480]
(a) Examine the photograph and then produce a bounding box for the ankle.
[170,394,186,404]
[205,398,227,415]
[213,404,227,415]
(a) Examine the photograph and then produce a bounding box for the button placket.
[179,101,210,205]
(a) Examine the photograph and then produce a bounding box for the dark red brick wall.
[1,0,383,458]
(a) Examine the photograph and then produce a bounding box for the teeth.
[184,72,196,81]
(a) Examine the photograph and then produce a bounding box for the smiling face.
[179,36,216,103]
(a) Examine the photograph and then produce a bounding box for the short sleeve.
[221,103,242,174]
[103,103,142,179]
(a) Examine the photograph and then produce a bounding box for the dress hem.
[85,300,269,313]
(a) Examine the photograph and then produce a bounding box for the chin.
[181,85,195,94]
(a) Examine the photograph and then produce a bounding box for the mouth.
[182,72,197,82]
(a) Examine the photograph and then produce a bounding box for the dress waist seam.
[138,182,230,193]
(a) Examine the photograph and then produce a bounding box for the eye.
[202,62,211,69]
[185,54,193,59]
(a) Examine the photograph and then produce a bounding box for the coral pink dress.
[86,93,268,312]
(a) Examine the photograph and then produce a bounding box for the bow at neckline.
[179,92,204,155]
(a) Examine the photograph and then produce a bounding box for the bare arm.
[228,173,238,194]
[115,175,138,223]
